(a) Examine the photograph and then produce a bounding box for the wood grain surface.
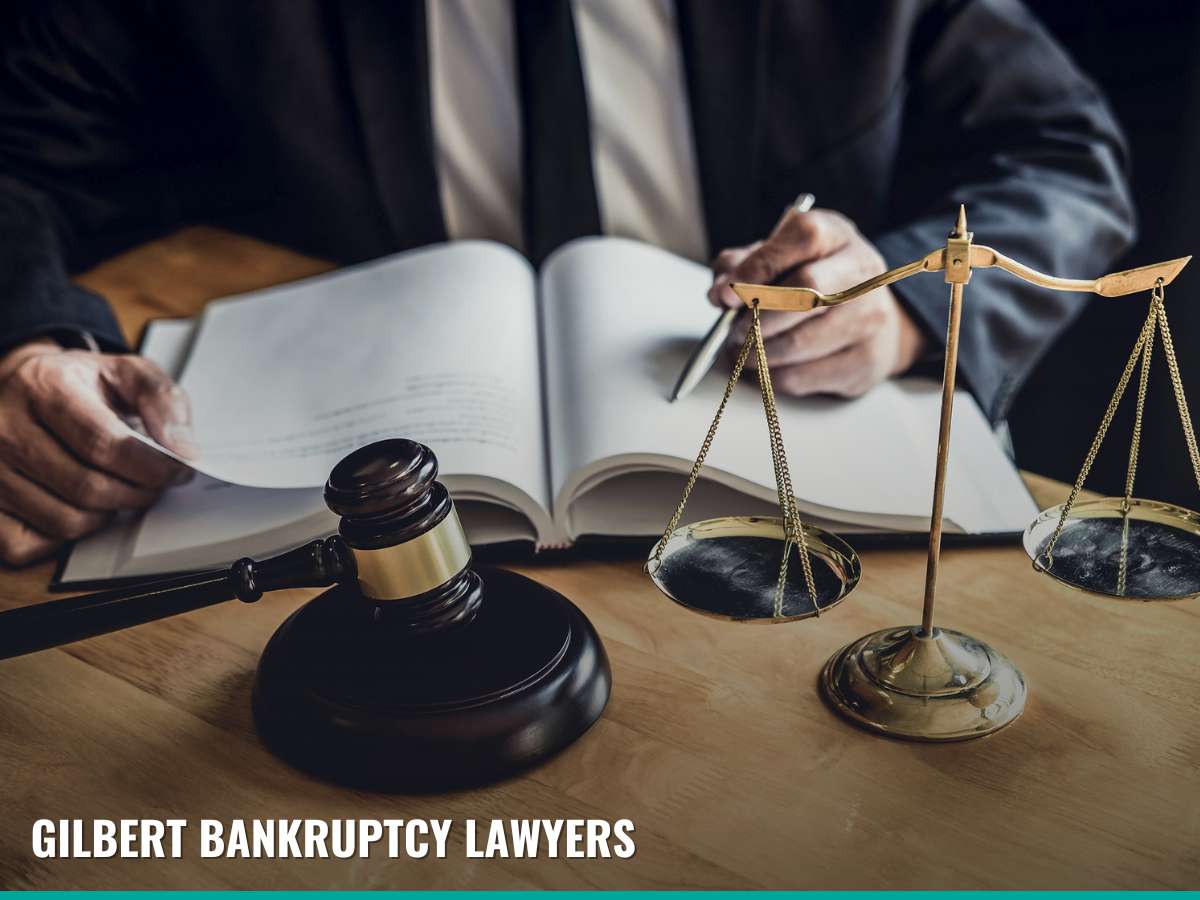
[0,228,1196,890]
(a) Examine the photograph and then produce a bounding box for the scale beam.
[731,247,1190,311]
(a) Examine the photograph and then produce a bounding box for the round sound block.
[646,516,860,622]
[252,566,610,792]
[1024,497,1200,601]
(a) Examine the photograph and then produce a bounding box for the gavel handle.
[0,537,349,660]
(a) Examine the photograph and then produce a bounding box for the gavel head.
[253,438,611,792]
[323,439,481,629]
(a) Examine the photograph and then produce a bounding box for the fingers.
[798,237,889,302]
[1,417,160,512]
[0,349,185,562]
[711,210,911,401]
[708,243,760,308]
[103,356,196,458]
[729,229,889,350]
[0,510,59,567]
[709,209,856,309]
[30,358,189,489]
[771,343,884,399]
[757,299,886,368]
[729,209,854,290]
[0,465,110,541]
[732,307,829,346]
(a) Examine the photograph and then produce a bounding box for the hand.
[708,208,927,397]
[0,339,195,565]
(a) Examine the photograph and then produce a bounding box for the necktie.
[514,0,602,264]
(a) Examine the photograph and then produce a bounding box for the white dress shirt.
[427,0,709,262]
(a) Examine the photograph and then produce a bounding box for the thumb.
[104,355,197,458]
[731,209,844,287]
[731,233,807,288]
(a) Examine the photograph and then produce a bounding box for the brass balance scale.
[646,205,1196,742]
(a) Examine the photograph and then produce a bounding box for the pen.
[670,192,816,402]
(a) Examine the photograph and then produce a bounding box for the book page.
[171,241,549,514]
[60,246,554,585]
[539,237,1037,535]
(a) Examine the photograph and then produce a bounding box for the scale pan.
[646,516,860,622]
[1024,497,1200,601]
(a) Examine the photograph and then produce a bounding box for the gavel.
[0,439,611,792]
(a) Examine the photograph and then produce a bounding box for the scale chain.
[748,305,819,617]
[1040,280,1199,569]
[648,316,755,569]
[648,303,819,618]
[1123,300,1155,511]
[1155,292,1200,491]
[1038,289,1159,568]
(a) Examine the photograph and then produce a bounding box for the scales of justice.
[646,205,1198,741]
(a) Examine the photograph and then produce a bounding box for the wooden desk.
[1,229,1197,890]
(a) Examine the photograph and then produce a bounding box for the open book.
[61,238,1037,585]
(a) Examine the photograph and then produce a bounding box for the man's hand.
[0,339,195,566]
[708,208,927,397]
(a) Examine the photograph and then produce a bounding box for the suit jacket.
[0,0,1134,422]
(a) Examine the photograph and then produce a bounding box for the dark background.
[1016,0,1200,505]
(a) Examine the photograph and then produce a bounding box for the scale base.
[820,625,1026,741]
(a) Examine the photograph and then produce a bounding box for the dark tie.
[514,0,602,265]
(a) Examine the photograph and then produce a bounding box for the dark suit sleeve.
[0,3,167,354]
[872,0,1135,423]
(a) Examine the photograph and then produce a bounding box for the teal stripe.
[9,892,1199,898]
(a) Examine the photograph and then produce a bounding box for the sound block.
[252,566,611,792]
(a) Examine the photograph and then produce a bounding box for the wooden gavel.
[0,439,611,792]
